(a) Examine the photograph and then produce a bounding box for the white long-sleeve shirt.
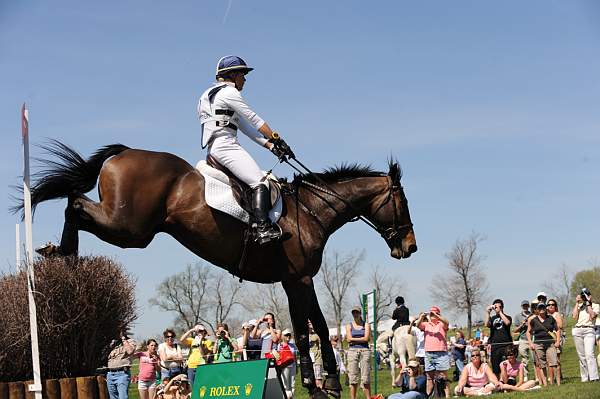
[198,81,267,148]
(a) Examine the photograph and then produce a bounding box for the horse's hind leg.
[282,277,328,399]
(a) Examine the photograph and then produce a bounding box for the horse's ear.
[388,161,401,182]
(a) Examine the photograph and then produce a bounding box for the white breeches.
[208,135,267,189]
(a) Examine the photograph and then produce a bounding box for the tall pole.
[16,224,21,270]
[22,103,43,399]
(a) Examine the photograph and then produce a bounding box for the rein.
[282,157,412,241]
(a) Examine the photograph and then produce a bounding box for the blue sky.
[1,1,599,337]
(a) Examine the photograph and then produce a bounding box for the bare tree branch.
[316,250,363,337]
[542,263,573,316]
[430,232,489,337]
[365,265,404,326]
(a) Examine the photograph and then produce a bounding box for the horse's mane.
[292,159,402,185]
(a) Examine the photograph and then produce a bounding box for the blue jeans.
[455,358,465,374]
[388,391,427,399]
[187,367,197,387]
[107,370,130,399]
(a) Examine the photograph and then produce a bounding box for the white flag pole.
[22,103,43,398]
[16,224,21,270]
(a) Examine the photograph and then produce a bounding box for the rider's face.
[234,72,246,91]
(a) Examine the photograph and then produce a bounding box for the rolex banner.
[192,359,286,399]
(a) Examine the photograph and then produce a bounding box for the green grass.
[128,321,600,398]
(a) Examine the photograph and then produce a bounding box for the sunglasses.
[547,303,556,306]
[166,335,175,338]
[471,354,481,358]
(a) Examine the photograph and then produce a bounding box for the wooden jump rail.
[0,376,108,399]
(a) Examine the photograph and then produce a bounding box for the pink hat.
[430,306,441,314]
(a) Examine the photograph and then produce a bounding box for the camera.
[581,288,591,305]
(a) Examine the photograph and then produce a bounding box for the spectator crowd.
[103,289,600,399]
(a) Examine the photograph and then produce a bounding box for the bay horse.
[19,141,417,398]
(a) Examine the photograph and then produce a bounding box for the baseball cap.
[536,291,547,298]
[282,329,292,336]
[247,319,258,327]
[430,306,441,314]
[351,306,362,314]
[407,359,420,368]
[521,300,530,306]
[537,302,547,309]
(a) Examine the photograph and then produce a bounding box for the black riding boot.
[251,185,281,245]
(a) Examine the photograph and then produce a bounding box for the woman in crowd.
[417,306,450,397]
[241,319,263,360]
[498,346,537,392]
[546,298,564,384]
[527,302,561,386]
[157,374,191,399]
[159,329,184,379]
[454,348,501,396]
[213,323,238,363]
[408,317,425,366]
[277,329,297,399]
[572,288,600,382]
[251,312,281,359]
[388,358,427,399]
[346,306,372,399]
[179,325,212,386]
[134,339,161,399]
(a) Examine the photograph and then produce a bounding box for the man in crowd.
[485,298,512,378]
[106,332,136,399]
[512,300,532,381]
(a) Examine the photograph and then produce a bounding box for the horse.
[18,141,417,399]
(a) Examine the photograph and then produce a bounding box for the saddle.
[199,155,281,215]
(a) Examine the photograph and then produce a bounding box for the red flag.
[21,103,28,139]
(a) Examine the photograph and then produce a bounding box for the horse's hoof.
[323,376,342,398]
[35,242,60,257]
[309,389,329,399]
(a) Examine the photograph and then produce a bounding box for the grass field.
[127,320,600,398]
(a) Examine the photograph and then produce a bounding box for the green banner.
[192,359,271,399]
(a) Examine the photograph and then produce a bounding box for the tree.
[149,262,243,334]
[317,250,363,337]
[570,260,600,306]
[430,233,489,338]
[240,282,292,330]
[365,265,404,326]
[542,263,573,316]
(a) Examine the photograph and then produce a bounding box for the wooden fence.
[0,376,108,399]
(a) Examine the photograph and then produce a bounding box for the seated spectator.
[159,329,184,379]
[133,339,160,399]
[388,358,427,399]
[157,374,191,399]
[454,349,501,396]
[499,346,538,392]
[179,325,212,386]
[213,323,238,363]
[526,302,560,386]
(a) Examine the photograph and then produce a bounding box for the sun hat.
[536,291,547,298]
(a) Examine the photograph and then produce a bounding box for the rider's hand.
[269,135,295,159]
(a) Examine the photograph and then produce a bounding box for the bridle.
[298,174,412,242]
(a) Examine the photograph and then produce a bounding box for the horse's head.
[366,162,417,259]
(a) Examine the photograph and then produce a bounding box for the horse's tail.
[12,140,130,217]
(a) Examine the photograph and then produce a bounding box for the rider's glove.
[269,134,295,160]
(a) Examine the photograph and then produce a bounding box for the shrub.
[0,255,137,381]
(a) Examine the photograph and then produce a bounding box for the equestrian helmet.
[215,55,254,77]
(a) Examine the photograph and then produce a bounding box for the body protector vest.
[198,83,237,148]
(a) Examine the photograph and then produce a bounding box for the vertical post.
[22,103,43,399]
[16,224,21,270]
[372,289,378,395]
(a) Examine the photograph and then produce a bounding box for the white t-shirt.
[575,302,600,327]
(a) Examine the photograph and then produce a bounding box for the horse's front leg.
[282,277,328,399]
[306,279,342,398]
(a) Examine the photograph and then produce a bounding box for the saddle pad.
[196,160,282,224]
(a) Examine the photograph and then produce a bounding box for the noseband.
[370,176,413,242]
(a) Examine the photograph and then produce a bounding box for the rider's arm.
[237,118,270,147]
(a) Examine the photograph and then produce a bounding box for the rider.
[197,55,294,244]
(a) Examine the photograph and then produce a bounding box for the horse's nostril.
[408,244,417,253]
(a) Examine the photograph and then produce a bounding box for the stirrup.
[253,222,282,245]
